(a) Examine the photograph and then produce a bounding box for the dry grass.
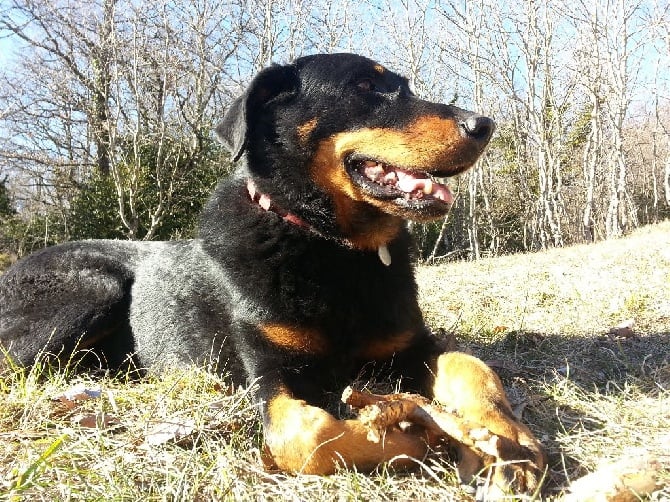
[418,220,670,498]
[0,366,467,501]
[2,221,669,500]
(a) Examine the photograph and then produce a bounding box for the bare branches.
[0,0,252,241]
[0,0,667,254]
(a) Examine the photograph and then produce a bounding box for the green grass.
[2,221,669,500]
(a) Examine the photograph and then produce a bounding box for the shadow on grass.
[461,329,670,496]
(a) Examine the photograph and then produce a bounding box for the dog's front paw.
[466,435,545,499]
[432,352,546,498]
[451,417,545,499]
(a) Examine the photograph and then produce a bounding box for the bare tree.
[501,1,568,249]
[456,0,570,251]
[0,0,117,178]
[306,0,358,53]
[0,0,246,240]
[232,0,318,72]
[567,0,651,238]
[371,0,442,98]
[433,0,503,259]
[653,1,670,208]
[1,0,666,256]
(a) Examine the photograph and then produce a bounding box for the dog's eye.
[356,79,376,93]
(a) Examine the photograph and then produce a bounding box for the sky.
[0,1,666,116]
[0,38,13,65]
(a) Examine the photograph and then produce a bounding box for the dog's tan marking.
[310,115,478,249]
[356,331,415,360]
[265,386,428,474]
[431,352,546,493]
[297,118,318,144]
[260,324,329,354]
[374,64,385,74]
[329,116,464,172]
[310,144,404,249]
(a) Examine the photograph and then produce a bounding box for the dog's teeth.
[397,175,416,193]
[364,163,385,182]
[432,183,454,203]
[422,179,433,194]
[383,171,398,184]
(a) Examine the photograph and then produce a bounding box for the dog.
[0,53,544,494]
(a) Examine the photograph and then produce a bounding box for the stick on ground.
[341,386,500,458]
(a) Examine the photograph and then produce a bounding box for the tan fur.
[266,354,545,491]
[297,118,318,145]
[432,352,546,492]
[326,116,463,170]
[265,387,428,474]
[260,324,329,354]
[310,138,403,250]
[309,115,469,249]
[355,331,415,360]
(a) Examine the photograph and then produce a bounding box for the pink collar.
[247,179,310,229]
[246,179,391,265]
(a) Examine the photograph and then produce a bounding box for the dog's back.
[0,238,237,373]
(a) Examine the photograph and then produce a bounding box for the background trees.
[0,0,668,263]
[0,0,241,246]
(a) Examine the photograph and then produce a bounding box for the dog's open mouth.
[347,157,454,207]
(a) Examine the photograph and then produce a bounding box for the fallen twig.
[341,386,500,457]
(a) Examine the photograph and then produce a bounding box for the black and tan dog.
[0,53,544,493]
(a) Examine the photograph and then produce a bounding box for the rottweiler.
[0,53,544,494]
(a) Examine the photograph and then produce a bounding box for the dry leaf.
[608,319,636,338]
[52,384,102,409]
[72,412,120,429]
[144,419,196,446]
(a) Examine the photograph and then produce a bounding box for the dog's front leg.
[262,385,429,475]
[431,352,546,495]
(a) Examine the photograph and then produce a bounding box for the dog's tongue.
[395,170,453,203]
[362,162,454,203]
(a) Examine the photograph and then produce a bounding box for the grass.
[2,221,669,500]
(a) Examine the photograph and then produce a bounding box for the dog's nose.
[460,115,495,142]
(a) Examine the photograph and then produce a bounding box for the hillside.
[419,220,670,340]
[1,222,668,500]
[419,220,670,496]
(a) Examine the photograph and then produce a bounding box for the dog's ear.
[216,64,298,162]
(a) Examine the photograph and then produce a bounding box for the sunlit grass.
[2,221,669,500]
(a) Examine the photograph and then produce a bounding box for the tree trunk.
[90,0,115,177]
[582,95,600,242]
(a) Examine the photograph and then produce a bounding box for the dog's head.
[217,53,494,250]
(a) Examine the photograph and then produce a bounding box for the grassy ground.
[1,221,669,501]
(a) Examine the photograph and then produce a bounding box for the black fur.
[0,53,494,418]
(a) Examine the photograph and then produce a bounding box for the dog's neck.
[245,178,392,266]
